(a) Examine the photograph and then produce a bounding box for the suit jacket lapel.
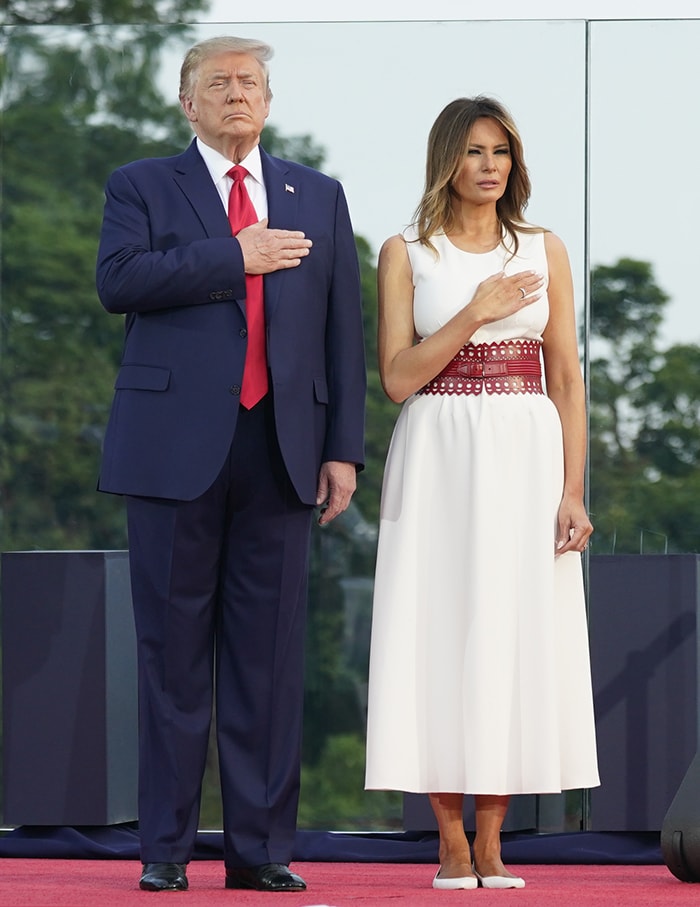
[172,139,231,239]
[172,140,244,317]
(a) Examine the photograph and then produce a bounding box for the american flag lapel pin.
[285,183,295,194]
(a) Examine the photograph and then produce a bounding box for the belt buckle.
[456,361,482,378]
[483,361,509,377]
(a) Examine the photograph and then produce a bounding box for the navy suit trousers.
[125,396,314,866]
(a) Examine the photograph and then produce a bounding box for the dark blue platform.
[0,825,662,864]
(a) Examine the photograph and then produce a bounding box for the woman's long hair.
[413,96,541,257]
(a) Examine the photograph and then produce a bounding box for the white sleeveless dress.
[364,228,600,795]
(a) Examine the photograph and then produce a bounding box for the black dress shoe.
[139,862,188,891]
[225,862,306,891]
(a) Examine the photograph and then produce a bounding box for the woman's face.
[451,117,512,207]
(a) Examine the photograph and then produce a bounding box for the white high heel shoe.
[473,868,525,889]
[432,869,478,890]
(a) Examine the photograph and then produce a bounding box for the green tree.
[2,0,208,27]
[588,258,700,552]
[0,21,199,550]
[355,236,400,525]
[299,734,401,830]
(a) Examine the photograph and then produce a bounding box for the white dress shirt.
[196,137,268,221]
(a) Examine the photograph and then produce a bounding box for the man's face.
[181,51,271,158]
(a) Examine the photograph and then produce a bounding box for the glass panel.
[0,17,586,833]
[589,20,700,555]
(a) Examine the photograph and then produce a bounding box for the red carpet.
[0,861,694,906]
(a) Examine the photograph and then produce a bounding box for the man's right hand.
[236,218,312,273]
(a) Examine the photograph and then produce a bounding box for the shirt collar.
[196,138,263,187]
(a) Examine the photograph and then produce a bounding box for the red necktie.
[227,165,268,409]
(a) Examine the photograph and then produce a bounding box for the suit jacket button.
[229,385,241,395]
[239,328,248,338]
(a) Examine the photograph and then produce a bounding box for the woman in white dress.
[365,97,599,890]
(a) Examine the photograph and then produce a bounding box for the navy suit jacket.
[96,140,366,504]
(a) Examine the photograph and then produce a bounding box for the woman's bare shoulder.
[380,233,408,253]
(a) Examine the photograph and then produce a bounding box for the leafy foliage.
[2,0,209,27]
[299,734,401,830]
[1,23,197,550]
[588,259,700,553]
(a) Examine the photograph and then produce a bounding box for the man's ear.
[181,96,197,123]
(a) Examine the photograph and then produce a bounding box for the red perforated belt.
[419,339,544,396]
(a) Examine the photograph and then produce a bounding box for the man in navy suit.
[96,35,366,893]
